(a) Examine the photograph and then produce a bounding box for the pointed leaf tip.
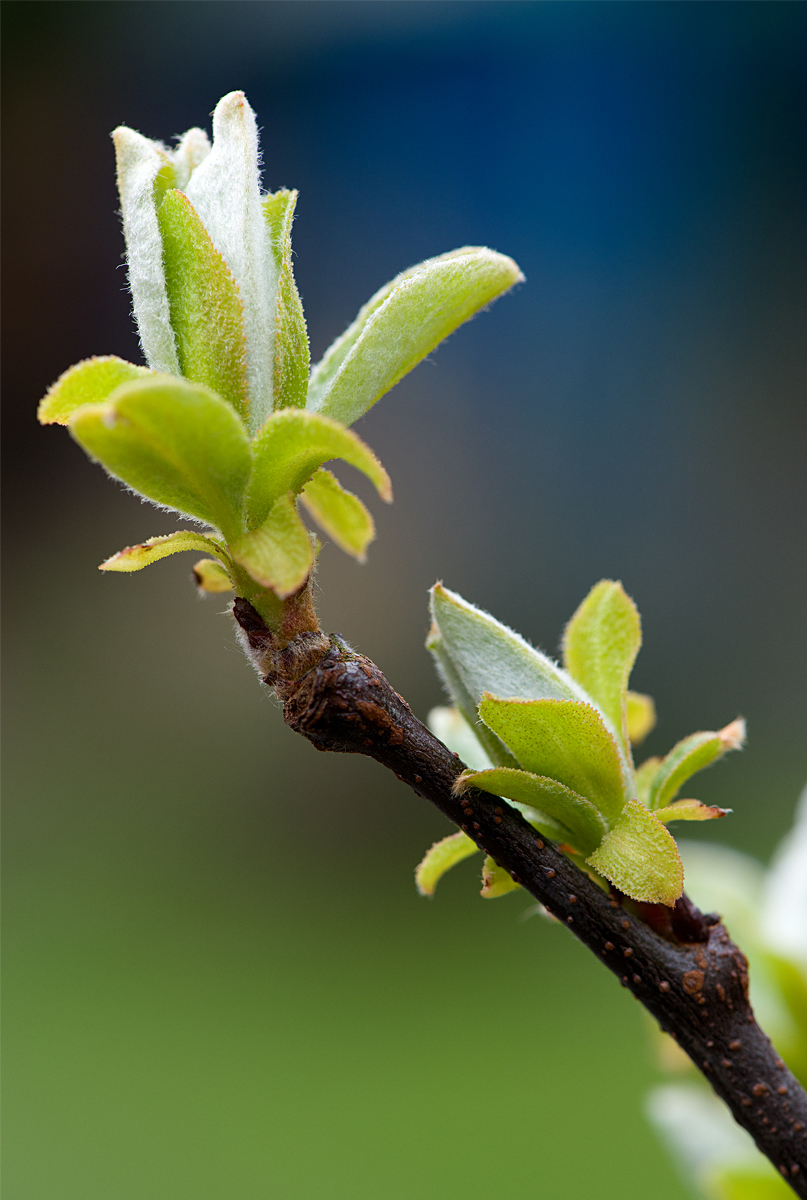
[308,247,523,427]
[719,717,746,751]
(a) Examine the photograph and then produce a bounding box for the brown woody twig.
[234,599,807,1196]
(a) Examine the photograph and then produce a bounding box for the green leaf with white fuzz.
[562,580,641,759]
[481,857,520,899]
[307,248,523,427]
[69,376,251,538]
[246,409,391,529]
[426,706,493,773]
[655,798,731,823]
[263,190,309,411]
[429,584,596,714]
[99,530,228,573]
[648,719,745,811]
[627,691,656,745]
[232,493,314,597]
[415,831,478,897]
[185,92,277,435]
[478,696,628,824]
[456,767,606,856]
[193,559,234,593]
[112,127,180,374]
[170,127,211,191]
[635,757,662,807]
[586,798,684,906]
[308,248,485,408]
[157,189,249,422]
[300,468,375,560]
[38,356,154,425]
[425,627,519,769]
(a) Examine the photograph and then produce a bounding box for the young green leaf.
[245,409,391,529]
[648,720,746,811]
[231,492,315,597]
[263,190,309,411]
[99,530,229,573]
[655,798,731,823]
[429,584,593,714]
[38,356,154,425]
[562,580,641,760]
[481,857,520,899]
[626,691,656,745]
[307,248,524,428]
[69,376,251,538]
[300,468,375,560]
[185,92,277,434]
[157,189,249,423]
[586,798,684,906]
[635,757,662,807]
[425,627,520,770]
[112,127,181,374]
[455,767,606,856]
[415,831,479,897]
[193,558,234,593]
[477,696,628,824]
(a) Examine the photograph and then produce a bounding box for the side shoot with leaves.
[38,91,807,1197]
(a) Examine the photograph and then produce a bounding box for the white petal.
[112,127,179,374]
[185,92,276,434]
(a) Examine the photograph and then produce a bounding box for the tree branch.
[234,600,807,1195]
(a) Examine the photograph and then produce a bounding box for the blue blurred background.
[3,3,806,1197]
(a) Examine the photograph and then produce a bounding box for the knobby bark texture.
[234,600,807,1195]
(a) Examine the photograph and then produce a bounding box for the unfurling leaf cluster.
[38,91,523,627]
[418,580,742,906]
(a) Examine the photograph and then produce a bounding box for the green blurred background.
[3,3,806,1197]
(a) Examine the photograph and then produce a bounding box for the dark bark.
[234,601,807,1195]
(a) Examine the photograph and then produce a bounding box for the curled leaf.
[185,91,277,434]
[157,189,249,422]
[38,357,152,425]
[246,409,391,529]
[308,247,524,427]
[99,530,228,573]
[586,798,684,906]
[562,579,641,760]
[481,857,520,899]
[193,558,233,593]
[300,468,375,561]
[112,127,180,374]
[626,691,657,746]
[455,767,606,856]
[478,696,628,824]
[655,799,731,823]
[648,720,746,811]
[263,190,309,411]
[415,831,479,896]
[232,492,315,597]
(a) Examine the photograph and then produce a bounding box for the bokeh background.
[4,3,806,1197]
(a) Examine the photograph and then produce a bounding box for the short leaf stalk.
[39,91,807,1196]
